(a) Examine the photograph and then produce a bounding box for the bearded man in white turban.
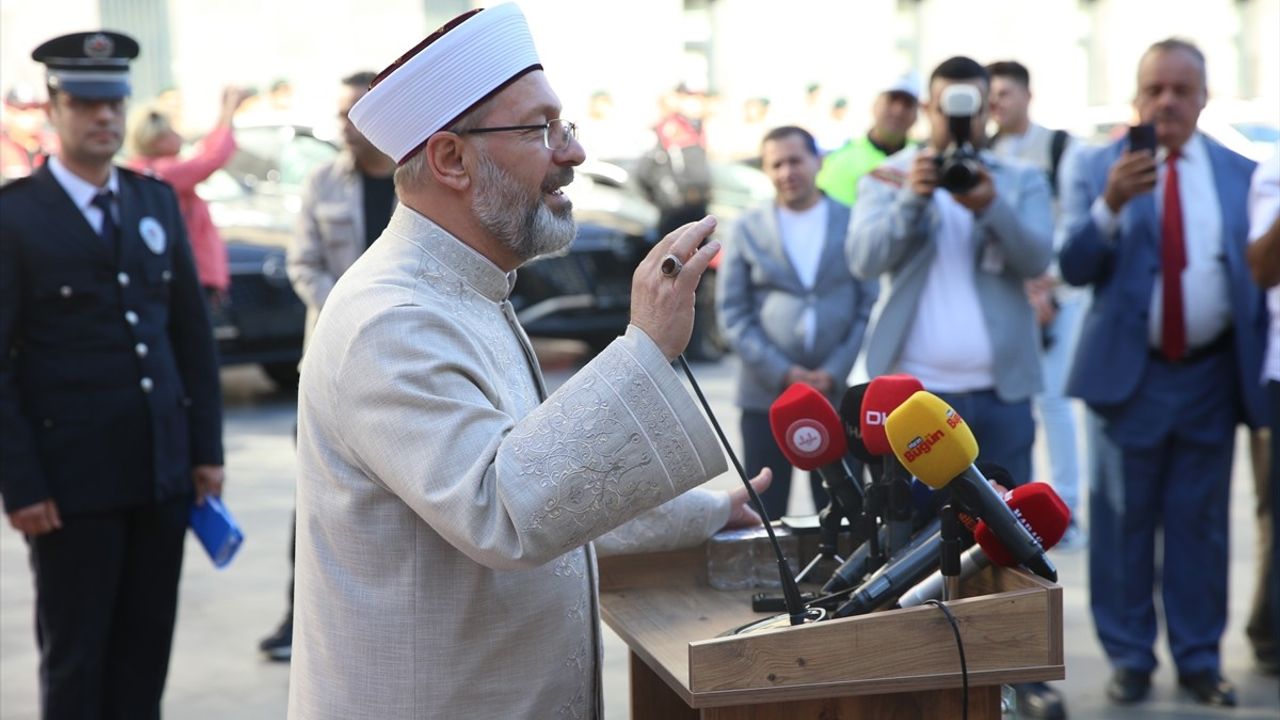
[287,5,771,719]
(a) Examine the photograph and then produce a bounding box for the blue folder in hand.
[189,496,244,569]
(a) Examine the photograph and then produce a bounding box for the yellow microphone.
[885,391,1056,582]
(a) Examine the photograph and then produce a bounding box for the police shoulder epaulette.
[868,167,907,187]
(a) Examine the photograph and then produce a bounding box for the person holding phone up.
[1058,38,1265,709]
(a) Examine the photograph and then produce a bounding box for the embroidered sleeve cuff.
[593,488,732,557]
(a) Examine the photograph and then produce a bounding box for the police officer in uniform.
[0,32,224,719]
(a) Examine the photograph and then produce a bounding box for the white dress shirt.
[47,155,119,233]
[897,189,996,391]
[777,200,827,351]
[1089,133,1233,352]
[1249,144,1280,382]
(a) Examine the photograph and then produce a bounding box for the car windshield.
[224,126,338,192]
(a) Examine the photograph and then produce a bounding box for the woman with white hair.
[126,87,250,303]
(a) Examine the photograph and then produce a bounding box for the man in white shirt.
[846,55,1059,718]
[717,125,879,518]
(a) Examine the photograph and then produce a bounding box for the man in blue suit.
[1060,38,1266,708]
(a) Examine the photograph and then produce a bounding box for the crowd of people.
[0,4,1277,719]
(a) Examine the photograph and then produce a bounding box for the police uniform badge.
[139,217,166,255]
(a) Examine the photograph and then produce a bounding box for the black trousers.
[740,410,830,520]
[28,497,188,720]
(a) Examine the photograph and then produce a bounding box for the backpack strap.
[1048,128,1069,196]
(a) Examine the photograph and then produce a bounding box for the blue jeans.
[1034,294,1086,516]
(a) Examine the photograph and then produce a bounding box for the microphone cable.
[924,599,968,720]
[677,354,808,626]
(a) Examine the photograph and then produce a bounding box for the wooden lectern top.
[598,542,1063,712]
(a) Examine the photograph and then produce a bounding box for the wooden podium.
[598,541,1063,719]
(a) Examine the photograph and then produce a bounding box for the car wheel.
[261,362,300,392]
[685,270,727,362]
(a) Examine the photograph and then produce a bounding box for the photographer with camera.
[845,54,1059,716]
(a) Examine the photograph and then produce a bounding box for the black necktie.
[91,190,119,259]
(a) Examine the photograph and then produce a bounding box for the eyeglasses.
[461,118,577,151]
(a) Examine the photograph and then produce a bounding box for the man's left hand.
[723,468,772,529]
[806,370,836,395]
[951,166,996,212]
[193,465,225,506]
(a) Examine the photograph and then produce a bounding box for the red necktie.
[1160,150,1186,361]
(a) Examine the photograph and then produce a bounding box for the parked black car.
[200,127,667,387]
[200,125,324,389]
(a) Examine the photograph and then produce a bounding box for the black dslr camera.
[934,84,984,194]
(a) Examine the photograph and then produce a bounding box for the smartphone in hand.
[1127,124,1157,154]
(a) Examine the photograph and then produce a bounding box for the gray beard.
[470,153,576,262]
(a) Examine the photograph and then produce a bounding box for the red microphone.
[767,383,865,513]
[975,482,1071,567]
[896,482,1071,608]
[859,374,924,555]
[859,374,924,457]
[768,382,849,470]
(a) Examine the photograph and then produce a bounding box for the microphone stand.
[884,457,916,555]
[795,492,846,583]
[939,505,963,601]
[678,356,809,626]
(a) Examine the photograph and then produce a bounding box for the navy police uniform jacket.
[0,165,223,516]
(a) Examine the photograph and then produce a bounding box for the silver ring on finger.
[660,253,683,279]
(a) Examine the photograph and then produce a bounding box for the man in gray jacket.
[259,70,397,661]
[718,125,879,519]
[846,55,1059,718]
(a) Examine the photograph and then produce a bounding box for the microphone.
[768,383,866,522]
[820,525,887,595]
[974,482,1071,567]
[897,482,1072,608]
[859,374,923,457]
[839,383,880,466]
[860,375,924,554]
[831,515,950,617]
[675,356,811,627]
[884,391,1058,582]
[911,461,1015,522]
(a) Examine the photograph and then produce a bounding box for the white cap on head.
[882,70,922,101]
[349,3,542,164]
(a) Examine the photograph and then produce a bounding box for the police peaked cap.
[32,31,140,99]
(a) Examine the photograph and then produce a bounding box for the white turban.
[349,3,542,164]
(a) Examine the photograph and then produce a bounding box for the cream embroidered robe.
[288,206,730,720]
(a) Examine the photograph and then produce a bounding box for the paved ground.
[2,347,1277,718]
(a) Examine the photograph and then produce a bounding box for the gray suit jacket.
[287,151,396,347]
[846,147,1053,402]
[717,196,879,410]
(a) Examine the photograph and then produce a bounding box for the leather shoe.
[1013,681,1066,719]
[1178,670,1237,707]
[1105,668,1151,704]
